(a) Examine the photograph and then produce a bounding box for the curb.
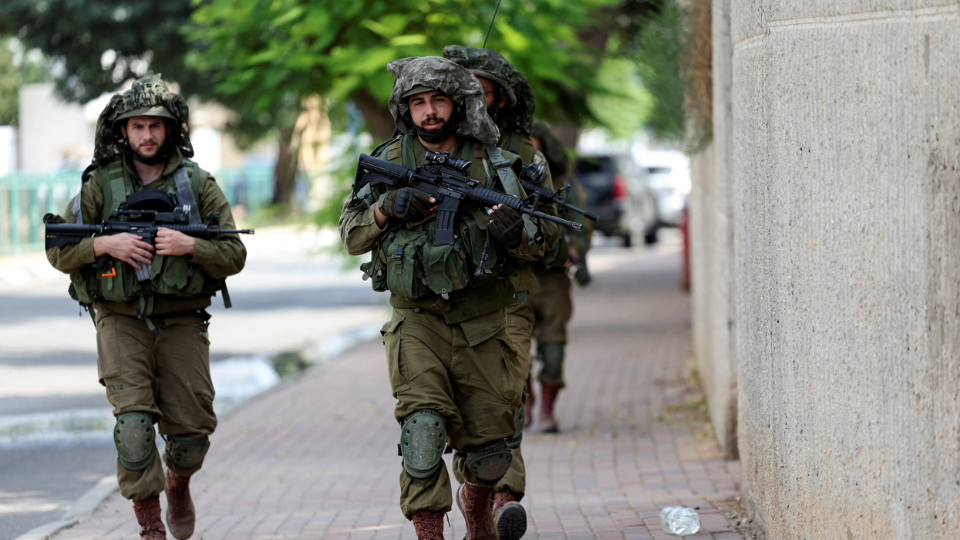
[13,476,117,540]
[62,476,118,520]
[12,520,79,540]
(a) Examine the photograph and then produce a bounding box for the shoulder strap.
[73,185,84,225]
[101,161,128,221]
[174,160,202,224]
[519,136,536,167]
[372,135,402,159]
[399,135,417,169]
[483,143,523,197]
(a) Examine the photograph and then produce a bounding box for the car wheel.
[643,223,659,245]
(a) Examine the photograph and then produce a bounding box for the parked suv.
[574,152,659,246]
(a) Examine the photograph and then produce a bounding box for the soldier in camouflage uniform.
[443,45,566,540]
[527,122,593,433]
[46,75,246,540]
[339,56,550,540]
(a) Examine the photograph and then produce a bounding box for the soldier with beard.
[443,45,566,540]
[46,75,246,540]
[339,56,551,540]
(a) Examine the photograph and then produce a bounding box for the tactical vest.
[68,159,223,312]
[360,136,525,310]
[499,131,536,167]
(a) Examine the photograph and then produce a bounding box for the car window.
[575,157,608,174]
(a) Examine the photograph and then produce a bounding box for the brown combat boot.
[492,491,527,540]
[457,483,498,540]
[411,510,445,540]
[164,469,196,539]
[523,376,534,428]
[539,384,562,434]
[133,496,166,540]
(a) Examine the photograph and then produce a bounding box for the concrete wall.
[690,0,739,459]
[726,1,960,537]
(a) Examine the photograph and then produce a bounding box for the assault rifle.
[43,210,254,281]
[519,163,599,222]
[354,151,582,245]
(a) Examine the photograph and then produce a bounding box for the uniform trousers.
[381,307,524,519]
[96,308,216,501]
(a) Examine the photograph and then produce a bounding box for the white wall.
[18,83,94,172]
[0,127,16,176]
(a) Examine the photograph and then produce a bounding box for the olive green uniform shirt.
[46,149,246,315]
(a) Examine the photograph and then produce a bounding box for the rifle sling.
[174,164,202,224]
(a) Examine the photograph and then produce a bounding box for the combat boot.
[492,490,527,540]
[523,376,534,428]
[539,383,562,434]
[164,469,195,539]
[133,496,166,540]
[457,483,498,540]
[411,510,445,540]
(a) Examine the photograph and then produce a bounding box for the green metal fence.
[0,167,274,256]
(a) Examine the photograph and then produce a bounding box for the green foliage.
[587,57,653,140]
[627,0,687,143]
[188,0,619,135]
[0,0,211,102]
[0,37,49,125]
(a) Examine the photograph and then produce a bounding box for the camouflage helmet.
[387,56,500,145]
[531,122,569,179]
[92,74,193,167]
[442,45,536,137]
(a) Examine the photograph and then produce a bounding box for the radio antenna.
[482,0,504,48]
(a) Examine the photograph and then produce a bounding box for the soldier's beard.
[416,119,458,144]
[125,138,173,166]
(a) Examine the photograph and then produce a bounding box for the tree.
[0,0,300,205]
[0,37,49,126]
[0,1,208,102]
[189,0,619,144]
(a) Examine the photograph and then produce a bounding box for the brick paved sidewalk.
[52,244,744,540]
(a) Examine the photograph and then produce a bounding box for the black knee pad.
[114,412,156,471]
[400,410,447,479]
[165,435,210,471]
[466,439,512,482]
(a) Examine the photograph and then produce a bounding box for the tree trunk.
[271,122,302,206]
[353,89,397,142]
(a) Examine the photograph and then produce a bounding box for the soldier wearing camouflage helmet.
[46,75,246,540]
[443,45,568,540]
[339,56,551,540]
[526,121,593,431]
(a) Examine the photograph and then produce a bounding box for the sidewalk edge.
[12,519,79,540]
[62,475,118,519]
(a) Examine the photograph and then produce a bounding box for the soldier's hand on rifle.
[156,228,197,257]
[488,204,525,247]
[378,187,436,224]
[93,233,154,270]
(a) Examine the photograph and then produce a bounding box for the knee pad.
[114,412,156,471]
[539,342,565,382]
[507,404,524,450]
[466,439,512,482]
[400,410,447,479]
[165,435,210,470]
